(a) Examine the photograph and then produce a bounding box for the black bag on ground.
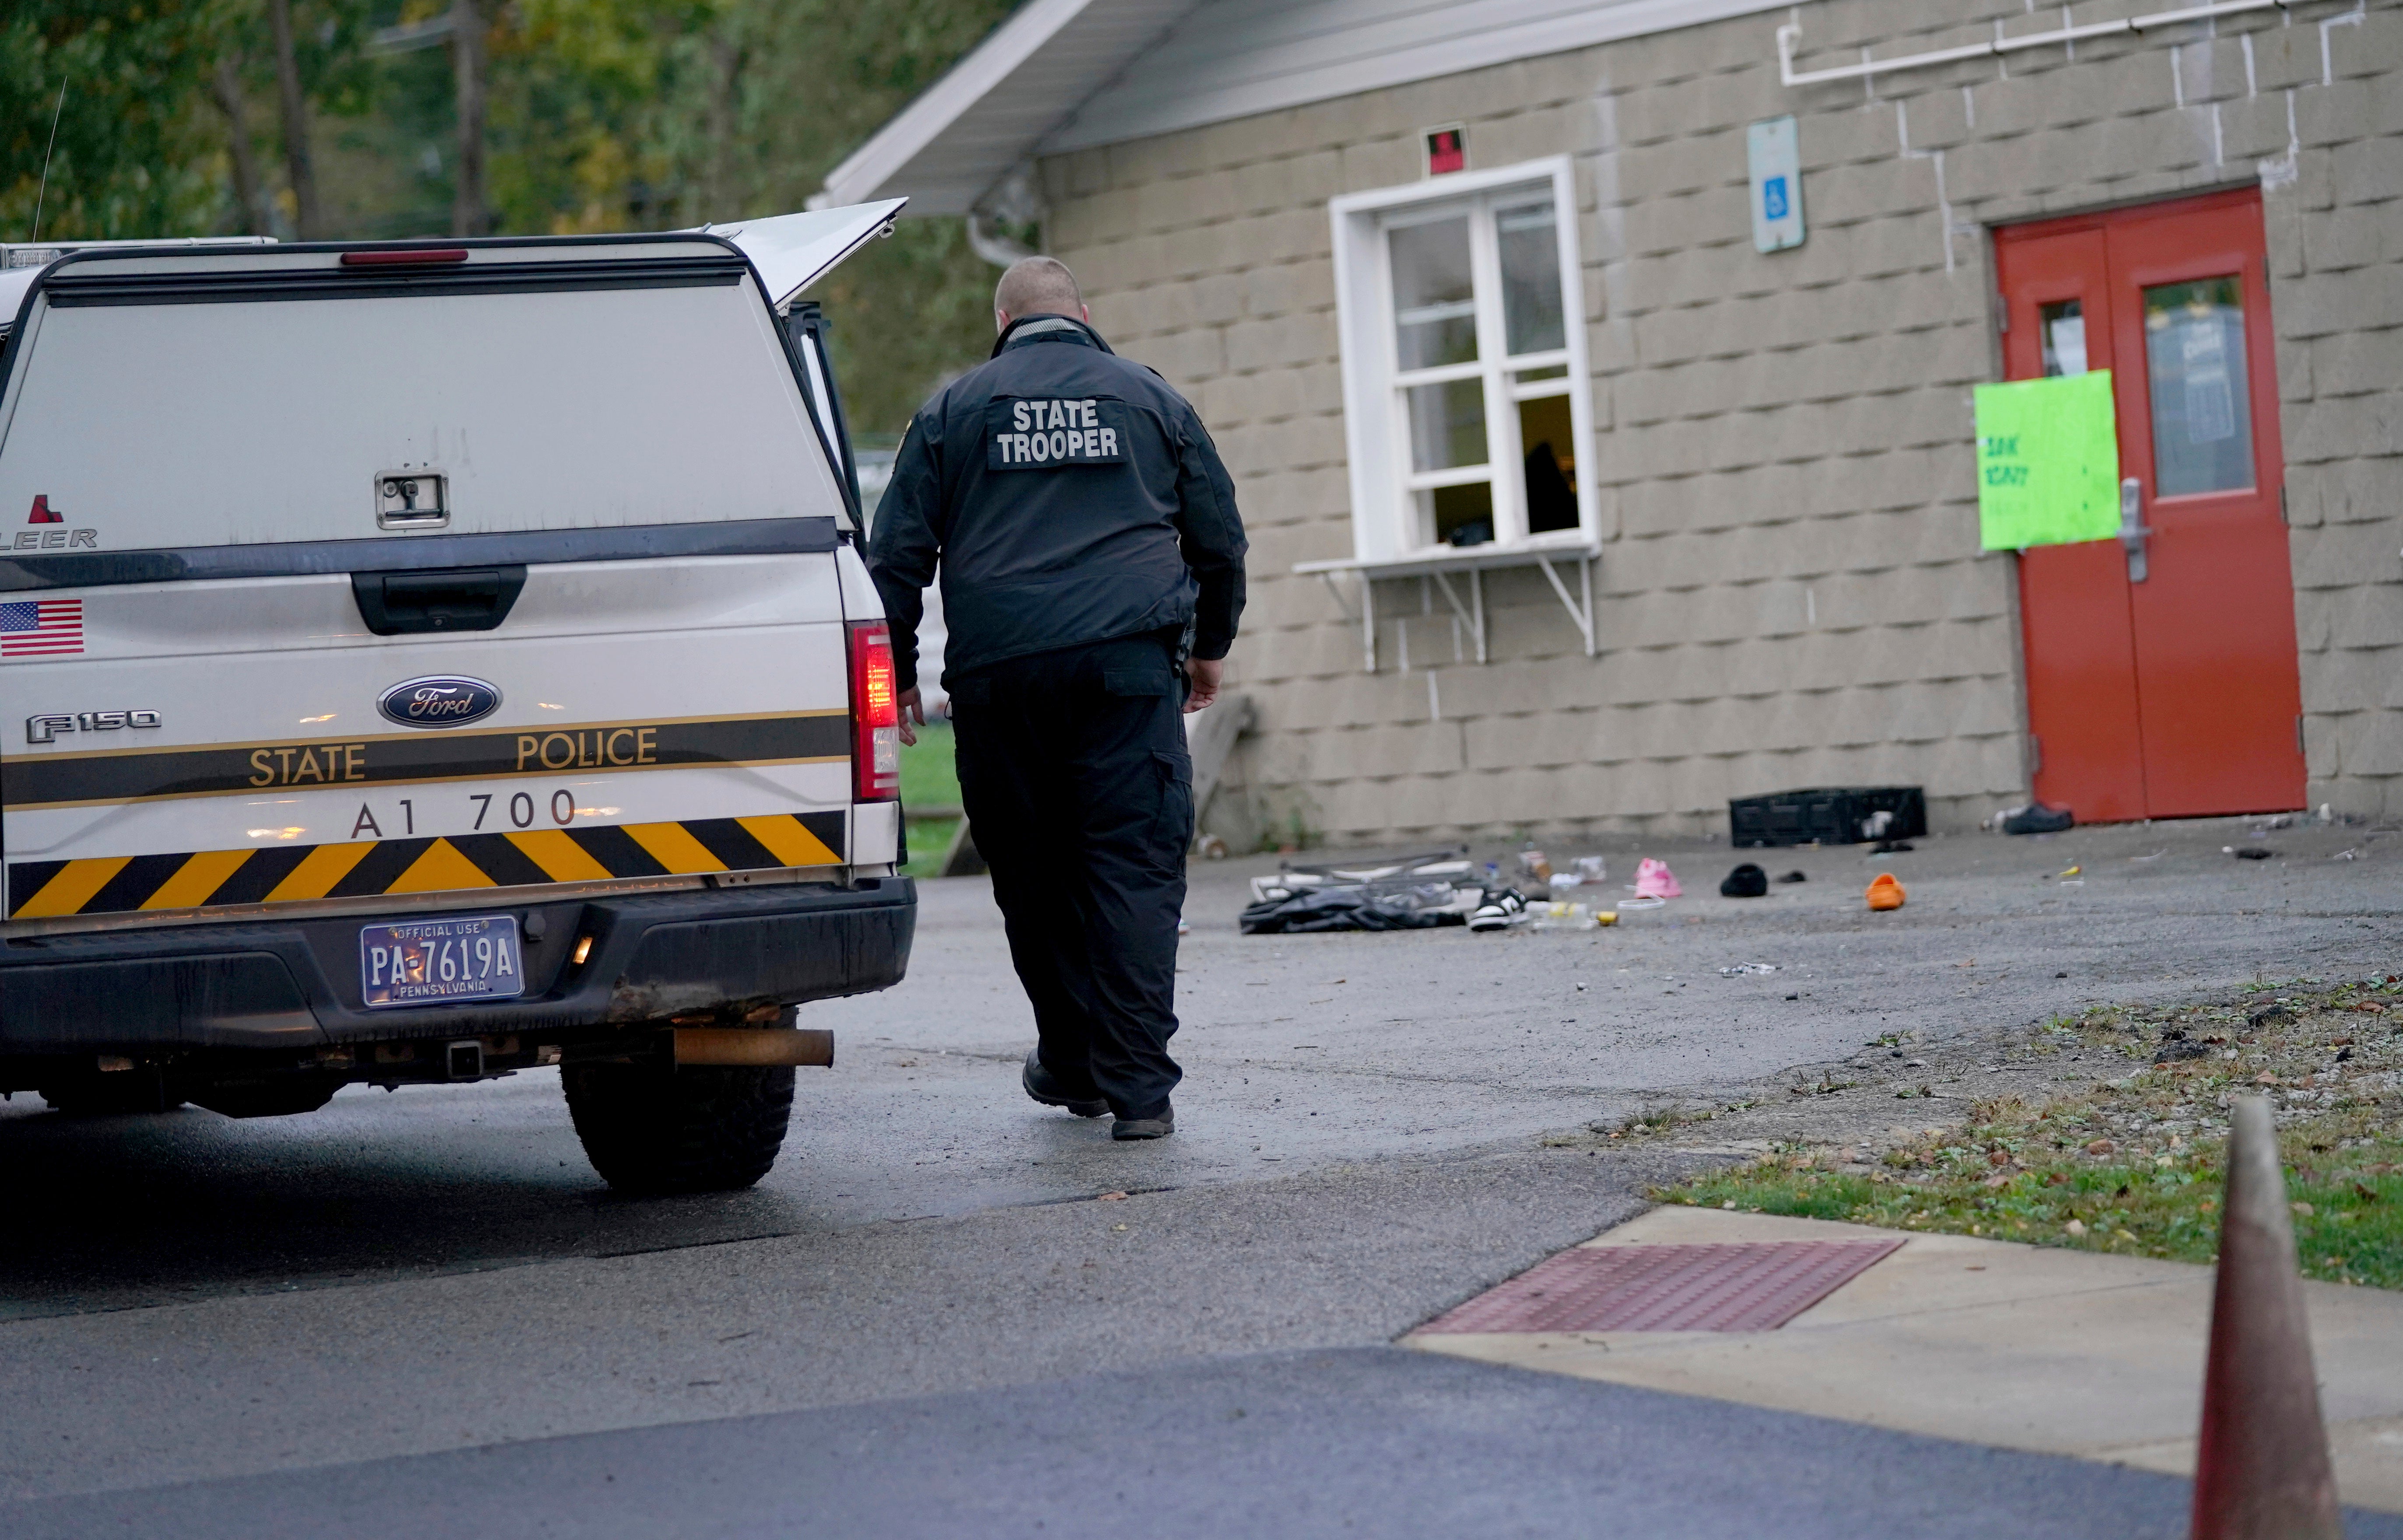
[1720,863,1769,898]
[1238,886,1463,935]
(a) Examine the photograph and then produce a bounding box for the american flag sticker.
[0,599,84,657]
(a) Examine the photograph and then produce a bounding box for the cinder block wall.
[1039,0,2403,847]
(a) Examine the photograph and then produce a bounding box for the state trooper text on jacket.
[867,315,1247,692]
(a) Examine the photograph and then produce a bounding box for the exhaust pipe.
[673,1027,833,1068]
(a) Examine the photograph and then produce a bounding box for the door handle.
[2118,478,2154,584]
[352,566,528,635]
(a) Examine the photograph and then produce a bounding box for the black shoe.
[1022,1048,1108,1118]
[1112,1104,1174,1141]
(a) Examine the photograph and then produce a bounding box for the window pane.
[1519,394,1579,533]
[2144,278,2252,495]
[1496,201,1565,357]
[1406,379,1487,473]
[1421,482,1494,547]
[1514,363,1568,385]
[1389,217,1477,370]
[2040,299,2086,377]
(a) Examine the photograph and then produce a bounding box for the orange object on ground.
[1865,873,1905,911]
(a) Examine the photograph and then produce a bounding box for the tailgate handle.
[352,566,528,635]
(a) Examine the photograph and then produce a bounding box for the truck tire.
[563,1061,795,1194]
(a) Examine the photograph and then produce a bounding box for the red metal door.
[1995,188,2304,821]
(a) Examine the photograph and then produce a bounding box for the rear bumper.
[0,877,915,1057]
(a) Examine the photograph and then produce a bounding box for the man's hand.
[1182,657,1222,714]
[896,687,926,747]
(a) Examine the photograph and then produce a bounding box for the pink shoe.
[1633,858,1682,899]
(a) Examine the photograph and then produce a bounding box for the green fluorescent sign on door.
[1974,371,2120,550]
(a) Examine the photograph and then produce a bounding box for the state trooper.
[869,257,1247,1141]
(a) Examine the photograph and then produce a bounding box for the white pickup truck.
[0,205,915,1192]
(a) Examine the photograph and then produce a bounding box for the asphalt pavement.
[2,815,2396,1530]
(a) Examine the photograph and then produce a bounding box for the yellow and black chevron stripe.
[7,812,845,920]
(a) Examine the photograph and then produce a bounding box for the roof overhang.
[812,0,1200,216]
[819,0,1808,220]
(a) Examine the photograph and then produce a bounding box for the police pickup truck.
[0,205,914,1193]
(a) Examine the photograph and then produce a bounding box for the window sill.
[1293,539,1598,670]
[1293,535,1598,581]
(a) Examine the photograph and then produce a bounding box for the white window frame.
[1327,157,1596,568]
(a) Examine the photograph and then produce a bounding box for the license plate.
[359,915,525,1009]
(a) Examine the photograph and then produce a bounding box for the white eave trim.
[812,0,1094,211]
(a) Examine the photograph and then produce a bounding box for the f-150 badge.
[378,676,501,729]
[26,709,160,745]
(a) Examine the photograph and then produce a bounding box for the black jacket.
[868,315,1247,692]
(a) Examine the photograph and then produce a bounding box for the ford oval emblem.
[378,675,501,729]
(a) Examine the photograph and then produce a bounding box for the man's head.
[994,256,1086,333]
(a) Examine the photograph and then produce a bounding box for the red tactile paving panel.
[1418,1240,1904,1334]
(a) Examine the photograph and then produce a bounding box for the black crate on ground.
[1728,787,1927,847]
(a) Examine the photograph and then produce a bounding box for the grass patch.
[901,818,961,881]
[900,719,961,808]
[1654,979,2403,1289]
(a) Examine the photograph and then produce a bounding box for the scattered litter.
[1468,890,1530,932]
[1632,858,1682,899]
[1717,963,1780,977]
[2334,848,2358,861]
[1866,872,1906,911]
[1777,870,1808,884]
[1241,852,1502,934]
[1530,901,1612,931]
[1868,840,1914,854]
[2225,847,2276,861]
[1617,895,1667,910]
[1720,863,1768,898]
[1993,802,2075,835]
[2065,1218,2087,1236]
[2059,865,2080,877]
[1516,847,1554,887]
[1550,855,1608,890]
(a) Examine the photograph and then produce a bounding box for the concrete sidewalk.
[1410,1207,2403,1514]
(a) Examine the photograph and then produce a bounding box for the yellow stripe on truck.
[505,829,614,883]
[388,840,499,894]
[5,812,851,920]
[13,856,134,919]
[265,842,378,902]
[623,821,729,874]
[139,848,256,911]
[739,814,842,868]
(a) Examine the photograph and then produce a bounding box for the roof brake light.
[339,249,471,267]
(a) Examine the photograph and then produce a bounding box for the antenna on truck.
[29,81,67,243]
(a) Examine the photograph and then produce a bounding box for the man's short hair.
[995,257,1083,320]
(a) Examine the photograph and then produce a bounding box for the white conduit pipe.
[1779,0,2287,88]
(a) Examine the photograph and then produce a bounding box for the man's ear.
[995,308,1011,334]
[1080,303,1091,323]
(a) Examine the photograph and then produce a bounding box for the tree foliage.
[1,0,1017,433]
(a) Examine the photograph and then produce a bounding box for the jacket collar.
[991,313,1114,358]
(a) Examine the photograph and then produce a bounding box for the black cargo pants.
[947,630,1191,1121]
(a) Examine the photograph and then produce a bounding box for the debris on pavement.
[2227,847,2276,860]
[1777,870,1808,883]
[1720,863,1768,898]
[1633,858,1682,899]
[1993,802,2076,835]
[1240,852,1496,933]
[1867,872,1906,911]
[1718,963,1781,977]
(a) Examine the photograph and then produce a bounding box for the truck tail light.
[848,619,900,802]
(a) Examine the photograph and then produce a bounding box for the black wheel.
[562,1061,795,1194]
